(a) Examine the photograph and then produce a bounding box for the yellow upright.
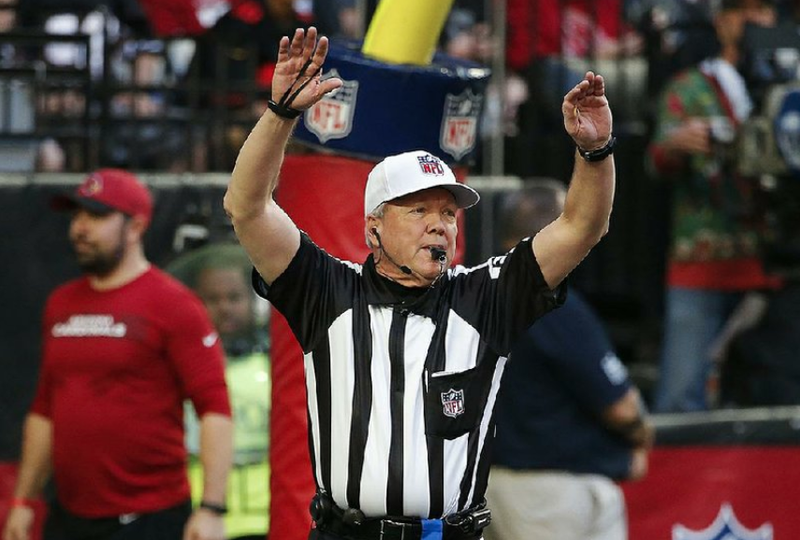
[362,0,455,65]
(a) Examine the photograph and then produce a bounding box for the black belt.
[310,493,491,540]
[50,498,192,539]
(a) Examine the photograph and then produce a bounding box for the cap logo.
[417,154,445,176]
[78,175,103,197]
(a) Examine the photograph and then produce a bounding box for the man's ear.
[127,214,149,241]
[366,215,380,241]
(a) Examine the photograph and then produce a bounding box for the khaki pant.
[484,467,627,540]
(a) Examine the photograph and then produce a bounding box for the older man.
[225,27,616,540]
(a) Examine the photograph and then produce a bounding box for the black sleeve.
[252,233,358,353]
[450,237,566,355]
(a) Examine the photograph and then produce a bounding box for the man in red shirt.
[3,169,233,540]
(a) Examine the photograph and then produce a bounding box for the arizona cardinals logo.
[78,174,103,197]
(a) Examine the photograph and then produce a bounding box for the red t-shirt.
[31,267,230,517]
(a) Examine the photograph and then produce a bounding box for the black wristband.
[199,501,227,515]
[267,99,303,120]
[578,135,616,162]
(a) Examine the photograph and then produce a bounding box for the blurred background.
[2,0,800,537]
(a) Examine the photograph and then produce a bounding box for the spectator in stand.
[505,0,642,177]
[102,38,193,172]
[189,0,310,169]
[442,0,492,62]
[0,0,19,64]
[441,0,530,159]
[25,3,115,171]
[0,0,65,172]
[2,169,233,540]
[647,0,781,413]
[168,243,271,540]
[484,181,653,540]
[15,0,188,171]
[194,0,308,96]
[135,0,228,37]
[312,0,361,39]
[507,0,642,72]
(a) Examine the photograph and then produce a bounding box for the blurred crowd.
[2,3,800,540]
[1,0,657,174]
[0,0,365,172]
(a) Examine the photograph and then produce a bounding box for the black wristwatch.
[199,501,228,515]
[578,136,616,162]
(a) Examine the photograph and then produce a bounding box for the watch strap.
[578,136,616,162]
[199,501,228,515]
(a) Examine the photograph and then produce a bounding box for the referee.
[225,27,617,540]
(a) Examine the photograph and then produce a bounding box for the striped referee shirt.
[255,233,564,519]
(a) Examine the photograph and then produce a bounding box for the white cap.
[364,150,480,216]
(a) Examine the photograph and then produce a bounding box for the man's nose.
[426,214,446,233]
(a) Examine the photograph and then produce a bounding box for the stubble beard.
[72,229,126,278]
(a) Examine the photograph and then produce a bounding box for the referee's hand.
[271,27,342,114]
[561,71,613,152]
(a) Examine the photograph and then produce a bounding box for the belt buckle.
[380,519,409,540]
[445,507,492,534]
[469,508,492,531]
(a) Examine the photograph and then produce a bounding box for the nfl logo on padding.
[441,388,465,418]
[304,69,358,143]
[673,503,772,540]
[440,89,482,160]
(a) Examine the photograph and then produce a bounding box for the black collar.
[362,255,446,319]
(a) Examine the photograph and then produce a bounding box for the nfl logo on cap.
[417,154,446,176]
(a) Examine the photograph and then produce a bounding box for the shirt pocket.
[424,364,493,440]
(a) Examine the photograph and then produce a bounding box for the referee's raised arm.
[532,71,616,290]
[224,27,342,285]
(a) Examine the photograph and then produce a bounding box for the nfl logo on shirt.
[441,388,465,418]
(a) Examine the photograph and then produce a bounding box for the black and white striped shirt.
[255,233,563,519]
